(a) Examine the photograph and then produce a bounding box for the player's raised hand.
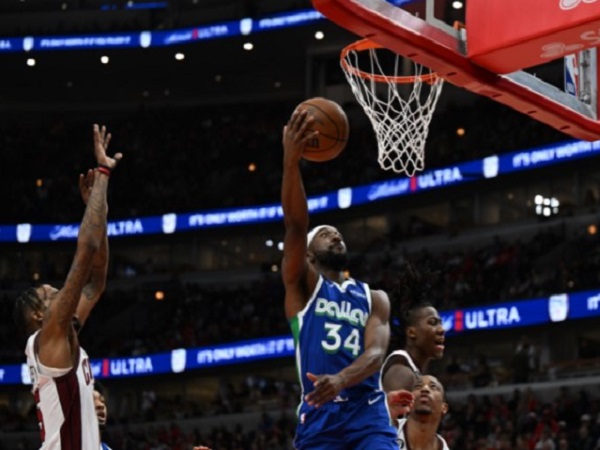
[305,372,345,408]
[282,109,318,162]
[387,389,414,418]
[78,169,95,205]
[93,124,122,169]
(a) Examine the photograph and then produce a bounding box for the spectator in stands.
[513,341,532,383]
[557,437,571,450]
[534,426,556,450]
[471,354,493,388]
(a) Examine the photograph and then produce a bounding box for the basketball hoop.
[340,39,444,176]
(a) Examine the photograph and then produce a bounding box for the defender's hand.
[78,169,95,205]
[387,389,414,418]
[93,124,123,169]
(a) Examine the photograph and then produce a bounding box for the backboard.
[312,0,600,141]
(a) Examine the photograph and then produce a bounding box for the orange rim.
[340,38,439,84]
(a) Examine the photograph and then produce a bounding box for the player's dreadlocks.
[388,261,440,352]
[13,287,44,339]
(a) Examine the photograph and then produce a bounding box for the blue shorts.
[294,391,397,450]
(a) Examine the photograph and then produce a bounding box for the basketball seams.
[296,97,349,161]
[302,101,347,142]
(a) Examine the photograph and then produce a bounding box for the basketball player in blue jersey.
[281,108,398,449]
[13,125,121,450]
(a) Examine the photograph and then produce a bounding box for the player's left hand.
[387,389,414,418]
[78,169,95,205]
[305,372,345,408]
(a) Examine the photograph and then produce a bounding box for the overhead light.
[61,2,68,10]
[265,240,273,247]
[534,195,559,217]
[26,58,36,67]
[175,52,185,61]
[100,55,109,64]
[315,31,325,40]
[215,74,222,82]
[248,162,256,172]
[456,127,465,136]
[274,81,282,88]
[452,1,463,9]
[243,42,254,51]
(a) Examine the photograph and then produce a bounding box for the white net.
[341,40,444,176]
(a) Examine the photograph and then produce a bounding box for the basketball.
[295,97,349,162]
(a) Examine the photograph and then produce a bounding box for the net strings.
[342,47,444,176]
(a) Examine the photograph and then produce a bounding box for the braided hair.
[389,261,439,352]
[13,287,44,339]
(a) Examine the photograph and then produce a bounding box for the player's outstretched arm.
[38,124,122,369]
[305,290,391,408]
[281,109,319,319]
[76,123,114,326]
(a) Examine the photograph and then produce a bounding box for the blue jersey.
[290,275,381,399]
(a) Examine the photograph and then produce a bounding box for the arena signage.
[0,9,325,53]
[2,289,600,384]
[1,139,600,243]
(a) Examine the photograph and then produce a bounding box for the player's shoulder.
[369,288,391,312]
[370,288,390,301]
[382,350,418,374]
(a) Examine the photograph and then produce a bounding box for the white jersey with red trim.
[380,349,420,387]
[25,331,100,450]
[396,418,450,450]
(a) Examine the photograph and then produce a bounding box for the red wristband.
[97,166,111,177]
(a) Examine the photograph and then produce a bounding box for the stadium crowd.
[0,98,565,224]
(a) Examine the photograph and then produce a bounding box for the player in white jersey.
[13,125,122,450]
[396,375,450,450]
[381,264,446,421]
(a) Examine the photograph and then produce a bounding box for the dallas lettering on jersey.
[108,357,153,376]
[464,306,521,330]
[315,298,367,327]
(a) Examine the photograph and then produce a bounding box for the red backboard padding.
[467,0,600,74]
